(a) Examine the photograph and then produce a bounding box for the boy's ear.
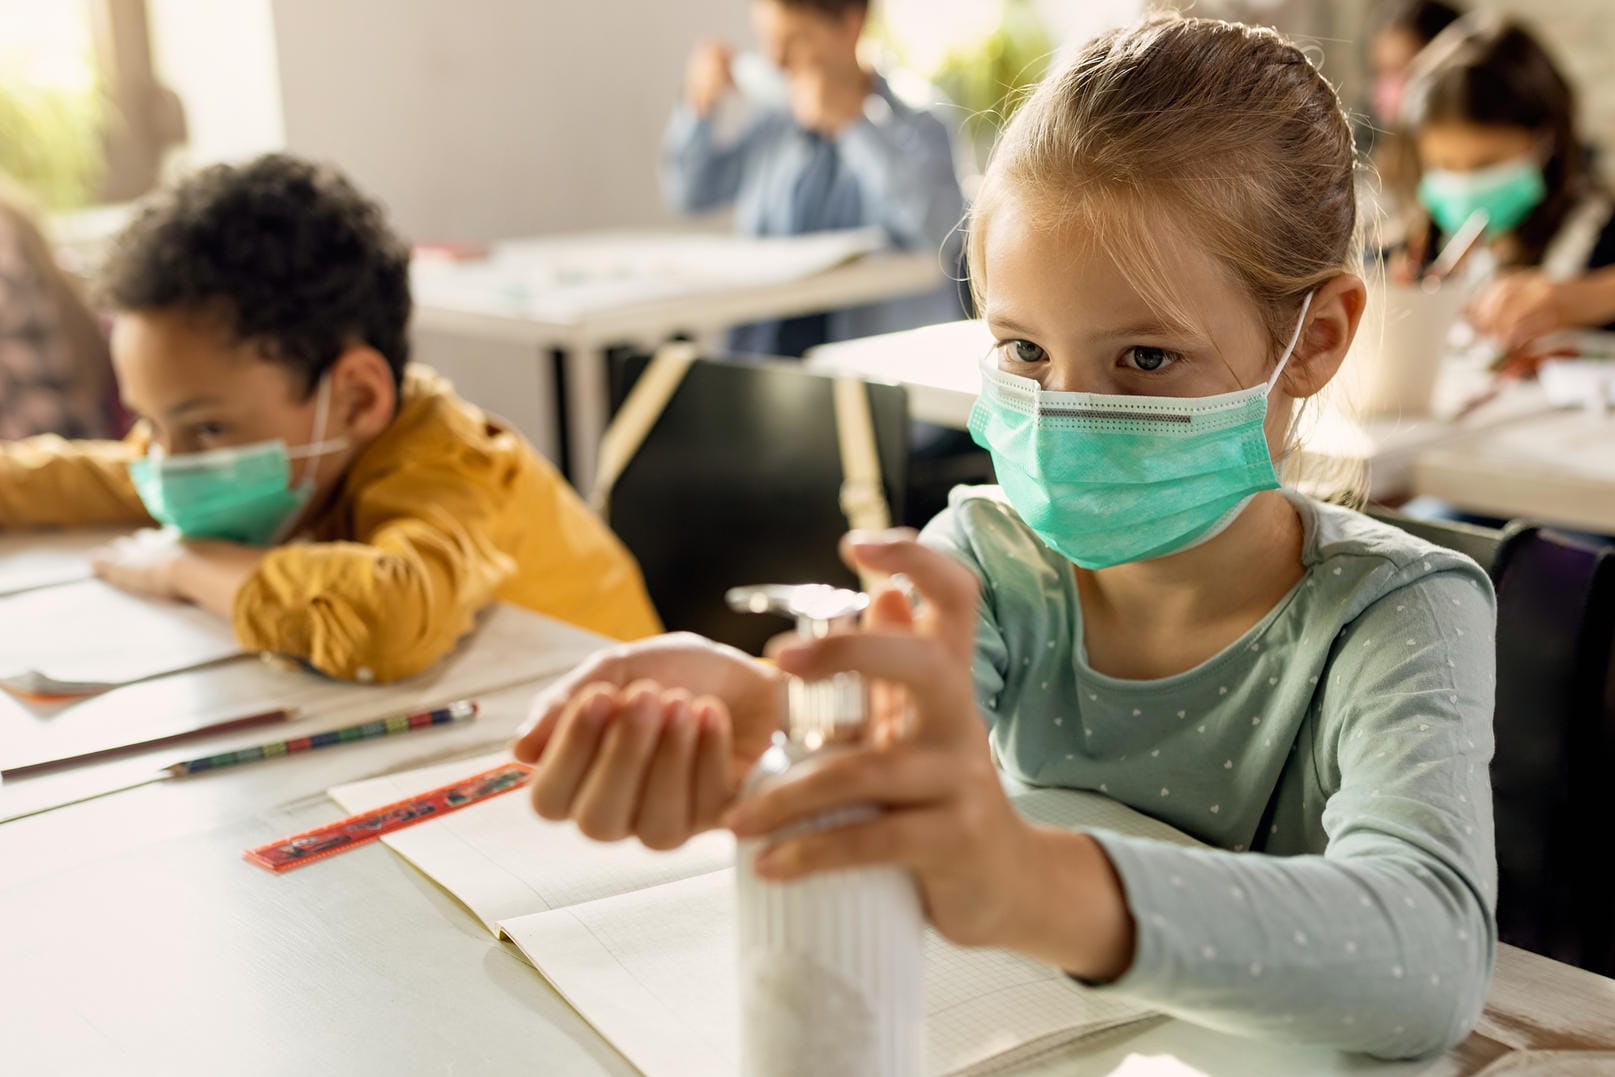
[1281,273,1367,400]
[328,345,398,440]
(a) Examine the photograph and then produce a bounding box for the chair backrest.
[605,353,909,655]
[1374,509,1615,975]
[1368,509,1506,578]
[1488,527,1615,976]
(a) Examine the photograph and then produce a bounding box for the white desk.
[3,681,1612,1076]
[411,229,944,490]
[1415,407,1615,534]
[4,539,1612,1075]
[807,320,1615,527]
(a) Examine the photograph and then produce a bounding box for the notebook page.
[0,531,124,597]
[0,578,242,689]
[330,751,735,935]
[501,867,1153,1077]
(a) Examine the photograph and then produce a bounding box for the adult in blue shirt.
[661,0,967,357]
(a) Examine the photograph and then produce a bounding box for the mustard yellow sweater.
[0,365,660,681]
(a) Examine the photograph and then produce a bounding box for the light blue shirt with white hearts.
[921,486,1497,1060]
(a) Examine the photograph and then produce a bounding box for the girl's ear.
[1281,274,1368,400]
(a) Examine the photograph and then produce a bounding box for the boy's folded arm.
[0,433,154,530]
[232,500,515,683]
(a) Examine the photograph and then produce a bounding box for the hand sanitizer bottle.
[726,584,924,1077]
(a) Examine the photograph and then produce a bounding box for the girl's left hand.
[724,532,1135,977]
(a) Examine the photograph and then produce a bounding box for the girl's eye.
[192,421,229,441]
[1001,339,1048,365]
[1123,346,1179,373]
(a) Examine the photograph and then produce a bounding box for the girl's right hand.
[512,633,785,850]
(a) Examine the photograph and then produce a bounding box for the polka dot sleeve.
[1081,567,1497,1059]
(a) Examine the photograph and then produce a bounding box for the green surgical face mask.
[968,294,1312,570]
[1418,157,1547,237]
[128,376,348,546]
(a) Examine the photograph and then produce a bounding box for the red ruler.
[244,761,533,873]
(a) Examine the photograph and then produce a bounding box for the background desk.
[807,320,1615,532]
[410,230,945,491]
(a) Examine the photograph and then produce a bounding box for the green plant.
[930,0,1054,130]
[874,0,1054,169]
[0,77,106,210]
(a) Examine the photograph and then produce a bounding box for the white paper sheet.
[0,530,126,597]
[0,578,242,692]
[412,228,888,324]
[0,602,605,781]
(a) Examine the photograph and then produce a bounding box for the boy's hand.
[685,40,735,117]
[91,529,189,600]
[92,531,266,617]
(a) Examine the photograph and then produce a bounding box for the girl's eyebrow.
[985,314,1040,338]
[1090,322,1186,342]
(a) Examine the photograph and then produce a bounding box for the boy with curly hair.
[0,154,659,683]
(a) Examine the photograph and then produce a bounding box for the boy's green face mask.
[127,376,348,546]
[969,295,1312,570]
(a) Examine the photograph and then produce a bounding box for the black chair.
[1488,526,1615,976]
[604,353,909,655]
[1373,508,1615,975]
[1368,509,1509,575]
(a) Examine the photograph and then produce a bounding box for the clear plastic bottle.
[726,584,925,1077]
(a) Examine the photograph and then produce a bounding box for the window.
[0,0,182,210]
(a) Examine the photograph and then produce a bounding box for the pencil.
[166,700,479,776]
[2,707,298,778]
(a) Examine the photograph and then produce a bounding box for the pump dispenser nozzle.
[726,584,868,750]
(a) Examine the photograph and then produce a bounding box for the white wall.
[270,0,752,244]
[146,0,285,168]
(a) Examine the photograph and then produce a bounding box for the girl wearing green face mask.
[1402,17,1615,347]
[514,16,1498,1059]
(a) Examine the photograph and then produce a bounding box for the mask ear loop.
[1264,291,1315,396]
[288,373,351,481]
[1267,292,1318,477]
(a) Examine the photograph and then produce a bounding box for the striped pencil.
[167,700,479,776]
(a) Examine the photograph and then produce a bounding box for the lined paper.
[500,868,1155,1077]
[330,751,735,933]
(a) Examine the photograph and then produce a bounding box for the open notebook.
[331,754,1205,1076]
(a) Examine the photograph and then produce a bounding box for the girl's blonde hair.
[966,15,1366,500]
